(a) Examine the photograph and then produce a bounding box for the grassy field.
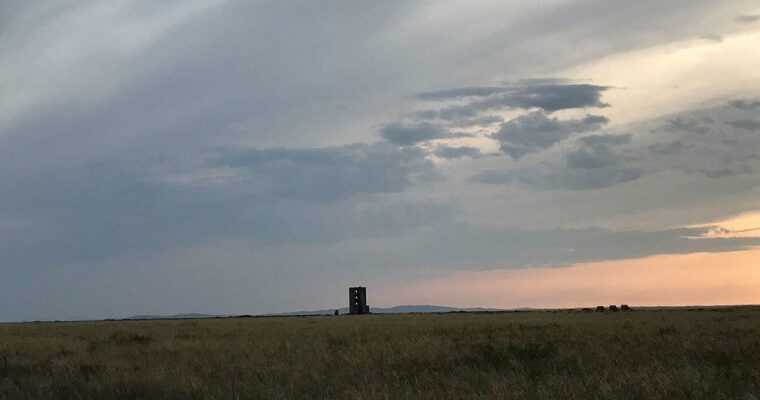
[1,308,760,399]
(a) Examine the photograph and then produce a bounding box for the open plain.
[1,307,760,399]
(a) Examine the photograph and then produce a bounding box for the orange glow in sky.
[690,211,760,238]
[378,248,760,309]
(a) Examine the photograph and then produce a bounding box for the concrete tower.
[349,287,370,315]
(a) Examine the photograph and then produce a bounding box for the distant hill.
[271,305,504,316]
[125,305,504,320]
[124,313,219,320]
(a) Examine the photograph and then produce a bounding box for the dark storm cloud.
[729,99,760,110]
[727,119,760,131]
[434,146,484,159]
[379,122,450,146]
[492,112,609,159]
[417,83,610,121]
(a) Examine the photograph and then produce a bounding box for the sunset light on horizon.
[379,247,760,310]
[2,1,760,322]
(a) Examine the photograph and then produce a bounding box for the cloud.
[213,142,436,202]
[648,140,690,155]
[577,133,632,147]
[379,122,450,146]
[565,140,629,170]
[665,117,710,134]
[472,101,760,191]
[474,131,638,190]
[447,115,504,128]
[0,140,445,273]
[699,34,723,42]
[434,146,484,159]
[350,223,760,272]
[730,99,760,110]
[736,15,760,24]
[474,163,642,191]
[698,164,753,179]
[492,112,609,159]
[1,1,760,320]
[471,119,640,191]
[417,83,610,121]
[560,133,633,170]
[416,86,508,100]
[486,83,610,112]
[727,119,760,131]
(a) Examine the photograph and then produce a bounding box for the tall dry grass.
[1,308,760,399]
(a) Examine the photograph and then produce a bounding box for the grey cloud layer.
[648,140,691,155]
[385,224,760,270]
[492,112,609,159]
[1,142,440,265]
[1,0,759,320]
[474,100,760,191]
[729,99,760,110]
[378,82,610,161]
[416,83,609,121]
[214,143,435,201]
[434,146,484,159]
[565,134,632,169]
[727,119,760,131]
[475,163,642,191]
[379,122,450,146]
[736,15,760,23]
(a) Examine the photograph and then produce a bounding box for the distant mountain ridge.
[273,305,504,316]
[125,305,504,320]
[125,313,219,320]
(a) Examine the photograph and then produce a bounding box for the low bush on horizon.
[1,308,760,399]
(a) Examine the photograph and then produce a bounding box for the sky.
[2,1,760,321]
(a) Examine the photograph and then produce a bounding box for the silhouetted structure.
[609,305,619,312]
[595,306,606,312]
[349,287,370,315]
[621,304,632,311]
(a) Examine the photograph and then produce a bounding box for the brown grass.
[1,308,760,399]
